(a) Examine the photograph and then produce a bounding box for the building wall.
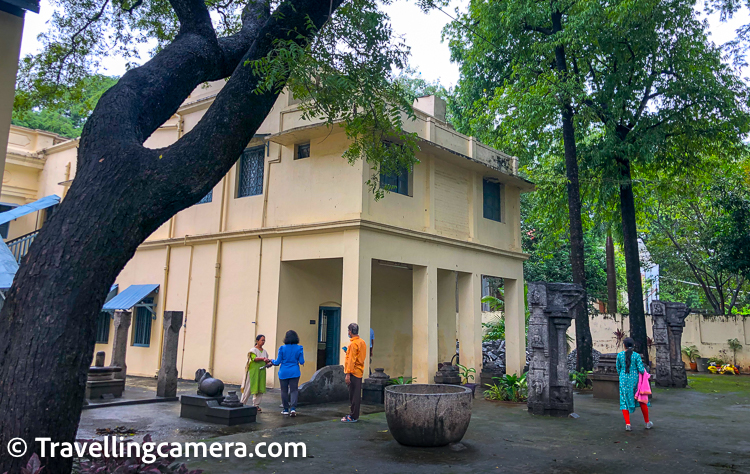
[38,143,77,198]
[94,246,168,376]
[567,313,750,370]
[211,238,261,383]
[0,10,25,193]
[371,262,413,378]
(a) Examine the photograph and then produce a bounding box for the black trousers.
[349,375,362,420]
[280,377,299,411]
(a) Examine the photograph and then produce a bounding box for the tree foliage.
[12,75,117,138]
[640,153,750,315]
[439,0,750,358]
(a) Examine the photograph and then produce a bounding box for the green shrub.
[484,373,528,402]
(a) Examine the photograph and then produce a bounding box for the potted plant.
[456,363,477,397]
[682,345,700,371]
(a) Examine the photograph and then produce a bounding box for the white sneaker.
[290,409,297,417]
[645,421,653,429]
[625,424,632,431]
[281,409,289,415]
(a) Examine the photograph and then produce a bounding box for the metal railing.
[6,230,39,264]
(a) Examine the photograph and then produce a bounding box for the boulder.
[297,365,349,406]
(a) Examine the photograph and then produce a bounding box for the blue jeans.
[280,377,299,411]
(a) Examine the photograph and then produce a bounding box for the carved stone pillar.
[157,311,183,398]
[651,300,689,388]
[527,282,584,417]
[111,310,132,381]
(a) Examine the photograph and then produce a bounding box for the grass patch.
[688,374,750,394]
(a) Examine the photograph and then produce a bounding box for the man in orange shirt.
[341,323,367,422]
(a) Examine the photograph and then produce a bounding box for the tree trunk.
[551,11,593,371]
[0,1,341,472]
[617,157,649,364]
[606,230,617,313]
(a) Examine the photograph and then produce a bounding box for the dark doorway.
[317,306,341,370]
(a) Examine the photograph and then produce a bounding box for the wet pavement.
[78,375,750,473]
[77,376,383,443]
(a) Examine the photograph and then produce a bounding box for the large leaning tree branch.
[0,1,344,472]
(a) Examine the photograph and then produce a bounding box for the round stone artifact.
[198,376,225,397]
[385,384,472,447]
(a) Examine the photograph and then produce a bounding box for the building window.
[380,167,410,196]
[296,143,310,160]
[197,189,213,204]
[237,146,264,198]
[133,298,154,347]
[0,204,13,239]
[44,204,59,224]
[483,179,501,222]
[96,312,111,344]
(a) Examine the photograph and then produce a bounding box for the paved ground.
[78,375,750,473]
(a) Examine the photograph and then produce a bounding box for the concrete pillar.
[505,278,526,376]
[341,230,371,377]
[111,310,132,381]
[458,272,482,375]
[412,265,438,384]
[437,269,456,364]
[0,10,25,193]
[257,237,282,388]
[157,311,183,397]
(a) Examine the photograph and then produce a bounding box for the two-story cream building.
[2,83,532,387]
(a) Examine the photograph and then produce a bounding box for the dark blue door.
[318,307,341,366]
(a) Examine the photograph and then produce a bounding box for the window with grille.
[96,312,111,344]
[237,146,265,198]
[380,167,410,196]
[197,189,213,204]
[296,143,310,160]
[0,204,13,239]
[133,298,154,347]
[483,179,502,222]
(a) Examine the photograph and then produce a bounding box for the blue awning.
[0,195,61,225]
[102,284,158,311]
[0,240,19,290]
[104,284,118,304]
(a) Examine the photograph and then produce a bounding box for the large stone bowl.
[384,384,472,447]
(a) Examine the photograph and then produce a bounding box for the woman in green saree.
[241,334,269,411]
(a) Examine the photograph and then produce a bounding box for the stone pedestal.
[111,310,132,381]
[434,362,462,384]
[180,394,257,426]
[363,368,390,404]
[157,311,183,398]
[86,350,125,399]
[480,363,505,390]
[591,353,619,400]
[651,300,690,388]
[527,282,584,417]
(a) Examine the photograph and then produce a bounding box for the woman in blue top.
[270,330,305,417]
[616,337,652,431]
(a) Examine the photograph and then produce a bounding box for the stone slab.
[591,374,619,400]
[86,379,125,399]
